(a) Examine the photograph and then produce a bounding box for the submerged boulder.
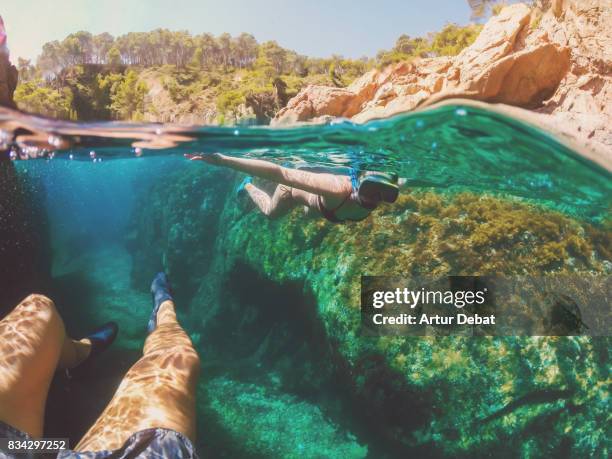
[203,377,368,459]
[205,191,609,456]
[129,164,610,456]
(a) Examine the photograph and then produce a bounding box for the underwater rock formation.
[273,1,611,155]
[208,192,610,456]
[129,166,610,457]
[128,165,234,305]
[204,377,368,458]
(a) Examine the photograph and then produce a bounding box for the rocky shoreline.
[273,1,611,163]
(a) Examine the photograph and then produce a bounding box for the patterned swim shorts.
[0,420,199,459]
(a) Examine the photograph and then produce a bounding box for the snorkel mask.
[354,171,399,208]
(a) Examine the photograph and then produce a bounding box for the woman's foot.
[149,272,174,333]
[236,176,253,195]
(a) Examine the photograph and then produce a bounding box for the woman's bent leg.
[246,183,296,219]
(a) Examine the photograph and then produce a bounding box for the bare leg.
[0,294,91,437]
[76,301,200,452]
[289,188,320,208]
[287,188,323,218]
[245,183,296,218]
[202,154,352,198]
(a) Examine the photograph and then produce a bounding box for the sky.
[2,0,474,62]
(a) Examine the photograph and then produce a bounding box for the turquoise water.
[1,104,611,458]
[4,104,611,221]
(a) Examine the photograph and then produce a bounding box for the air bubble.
[90,151,96,159]
[0,129,10,149]
[455,108,467,116]
[135,147,143,157]
[48,135,62,148]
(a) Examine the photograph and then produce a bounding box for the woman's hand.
[184,153,223,164]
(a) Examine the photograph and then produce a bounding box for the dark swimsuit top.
[317,169,376,224]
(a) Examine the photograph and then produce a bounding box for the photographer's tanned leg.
[0,294,92,437]
[75,300,200,451]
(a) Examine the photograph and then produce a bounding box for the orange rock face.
[531,0,612,153]
[272,0,610,155]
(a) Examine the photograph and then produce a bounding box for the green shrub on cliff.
[14,80,75,119]
[105,70,148,120]
[216,89,245,124]
[430,23,483,56]
[15,64,147,121]
[62,65,115,120]
[377,23,483,66]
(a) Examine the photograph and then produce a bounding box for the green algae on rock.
[128,165,610,457]
[204,377,368,459]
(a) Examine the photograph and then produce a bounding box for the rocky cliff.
[273,1,611,157]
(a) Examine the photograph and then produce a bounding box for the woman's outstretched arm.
[186,153,351,198]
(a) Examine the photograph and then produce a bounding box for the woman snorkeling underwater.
[185,153,399,223]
